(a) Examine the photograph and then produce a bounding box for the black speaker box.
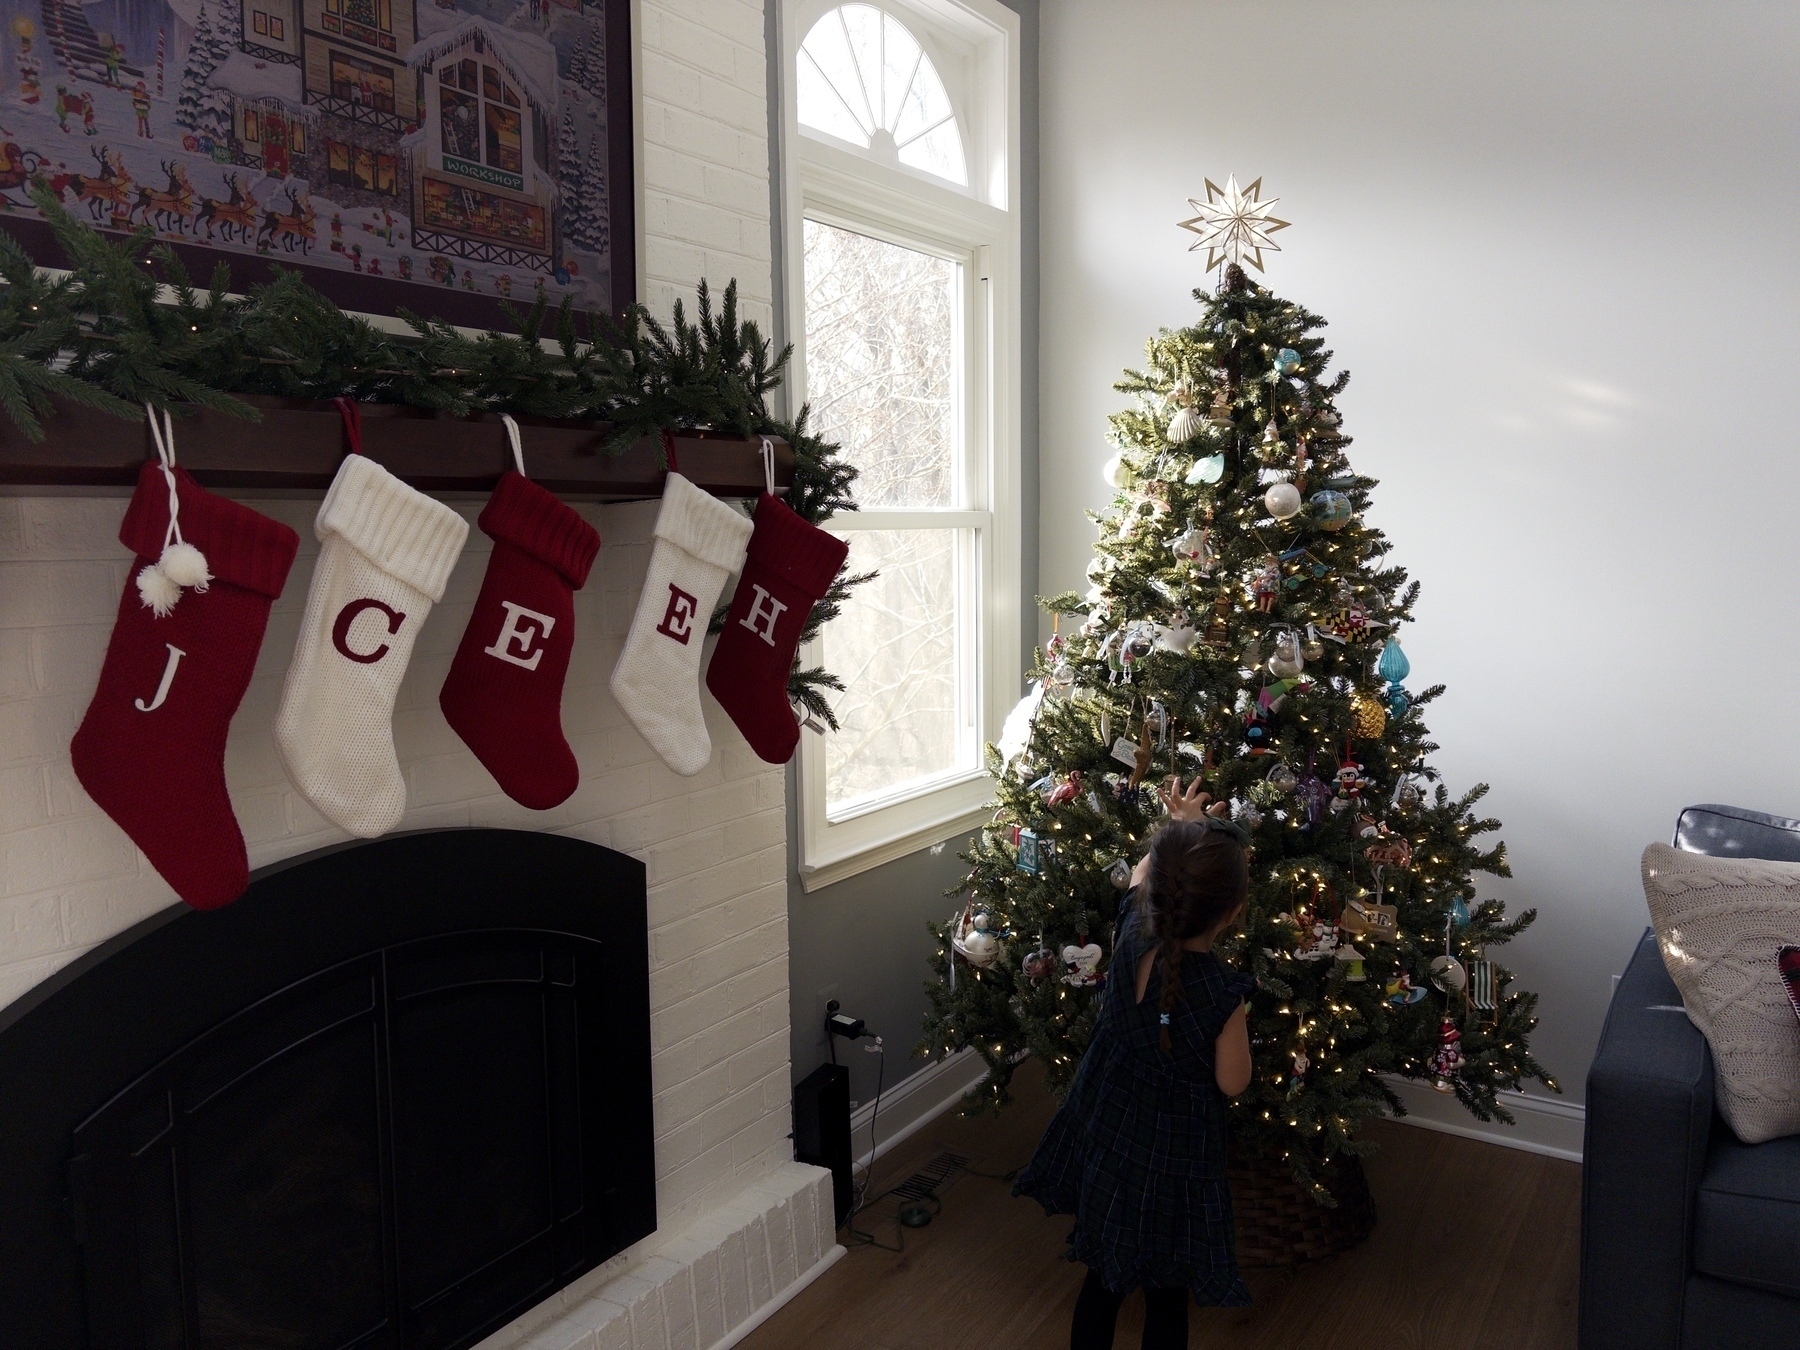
[793,1062,852,1228]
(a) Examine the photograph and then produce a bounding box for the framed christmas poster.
[0,0,635,326]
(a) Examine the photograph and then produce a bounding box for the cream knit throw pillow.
[1641,842,1800,1144]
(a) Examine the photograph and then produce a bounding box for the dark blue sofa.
[1581,804,1800,1349]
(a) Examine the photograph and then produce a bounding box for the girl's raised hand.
[1159,776,1230,823]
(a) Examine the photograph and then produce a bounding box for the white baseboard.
[1381,1075,1584,1162]
[708,1244,846,1350]
[850,1049,990,1172]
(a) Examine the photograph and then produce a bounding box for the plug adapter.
[827,1012,867,1040]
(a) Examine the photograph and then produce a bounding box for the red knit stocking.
[70,463,299,910]
[439,471,601,809]
[705,492,848,765]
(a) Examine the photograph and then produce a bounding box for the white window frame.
[780,0,1022,891]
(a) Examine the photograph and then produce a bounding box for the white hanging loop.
[759,435,776,496]
[136,404,210,616]
[500,414,526,477]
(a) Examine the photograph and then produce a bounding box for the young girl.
[1015,778,1255,1350]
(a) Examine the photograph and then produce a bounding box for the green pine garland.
[920,263,1553,1201]
[0,191,864,725]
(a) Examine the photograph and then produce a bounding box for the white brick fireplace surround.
[0,3,840,1347]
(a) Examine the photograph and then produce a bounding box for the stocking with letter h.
[706,443,849,765]
[70,408,300,911]
[440,417,602,809]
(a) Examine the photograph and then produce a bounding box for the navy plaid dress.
[1015,898,1256,1304]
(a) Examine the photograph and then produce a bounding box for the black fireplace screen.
[0,829,656,1350]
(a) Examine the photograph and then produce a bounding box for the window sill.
[797,791,992,893]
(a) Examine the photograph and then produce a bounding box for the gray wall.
[1036,0,1800,1107]
[774,0,1042,1111]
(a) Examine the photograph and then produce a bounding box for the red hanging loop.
[660,428,680,475]
[334,397,363,456]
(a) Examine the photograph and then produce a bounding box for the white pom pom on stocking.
[135,561,181,617]
[158,540,211,590]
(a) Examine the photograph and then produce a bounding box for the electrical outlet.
[814,985,839,1048]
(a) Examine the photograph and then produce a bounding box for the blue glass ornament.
[1451,895,1471,928]
[1186,452,1226,485]
[1273,347,1301,375]
[1378,638,1410,719]
[1308,489,1353,531]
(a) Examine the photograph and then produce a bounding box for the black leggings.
[1070,1267,1189,1350]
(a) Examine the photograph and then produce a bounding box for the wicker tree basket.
[1229,1151,1376,1268]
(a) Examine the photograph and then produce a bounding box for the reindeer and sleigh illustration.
[0,138,315,253]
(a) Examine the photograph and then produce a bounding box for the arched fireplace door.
[0,828,656,1350]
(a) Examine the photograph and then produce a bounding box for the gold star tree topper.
[1178,175,1291,272]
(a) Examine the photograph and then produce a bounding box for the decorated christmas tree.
[922,179,1555,1201]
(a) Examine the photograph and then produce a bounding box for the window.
[798,5,966,185]
[330,52,395,113]
[440,58,528,190]
[783,0,1021,888]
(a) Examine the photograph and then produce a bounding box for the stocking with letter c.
[440,417,602,809]
[274,422,469,838]
[70,422,300,911]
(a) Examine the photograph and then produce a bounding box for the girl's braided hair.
[1138,819,1249,1052]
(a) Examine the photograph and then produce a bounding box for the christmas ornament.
[69,457,299,911]
[1258,420,1284,464]
[1206,387,1235,430]
[1176,174,1291,273]
[1429,953,1468,994]
[1273,347,1301,375]
[1022,941,1056,984]
[1332,755,1370,808]
[130,408,212,618]
[1167,403,1203,444]
[1103,452,1132,489]
[1335,943,1368,982]
[1016,828,1052,874]
[1186,452,1226,485]
[1267,761,1299,793]
[1239,800,1265,829]
[1108,857,1133,889]
[1349,690,1388,740]
[1263,481,1303,520]
[1252,555,1282,611]
[1302,626,1325,662]
[1296,759,1333,829]
[1450,894,1472,927]
[1392,775,1424,811]
[275,448,470,838]
[706,479,851,765]
[1432,1017,1466,1091]
[1320,585,1387,644]
[610,473,754,776]
[1364,824,1414,871]
[1267,628,1305,679]
[1309,489,1352,531]
[1170,519,1212,566]
[1469,958,1499,1015]
[1156,609,1198,654]
[1046,771,1083,806]
[950,902,1001,969]
[1342,896,1399,942]
[1377,637,1411,718]
[1292,1050,1310,1079]
[1385,974,1427,1005]
[1061,941,1104,987]
[441,420,603,809]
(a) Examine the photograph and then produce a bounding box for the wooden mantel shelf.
[0,395,792,501]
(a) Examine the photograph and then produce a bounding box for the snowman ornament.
[1062,940,1104,987]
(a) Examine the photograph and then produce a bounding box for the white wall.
[1038,0,1800,1106]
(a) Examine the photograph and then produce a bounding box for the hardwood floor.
[744,1058,1580,1350]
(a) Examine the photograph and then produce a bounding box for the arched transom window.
[796,4,967,186]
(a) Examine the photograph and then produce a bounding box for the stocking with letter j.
[70,456,299,911]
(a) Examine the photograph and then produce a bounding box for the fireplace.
[0,829,655,1350]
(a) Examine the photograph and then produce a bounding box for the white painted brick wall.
[0,5,821,1345]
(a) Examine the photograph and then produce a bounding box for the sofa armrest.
[1579,928,1714,1350]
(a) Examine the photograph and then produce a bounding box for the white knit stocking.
[610,473,752,776]
[275,455,468,837]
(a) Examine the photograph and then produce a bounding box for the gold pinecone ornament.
[1349,690,1387,740]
